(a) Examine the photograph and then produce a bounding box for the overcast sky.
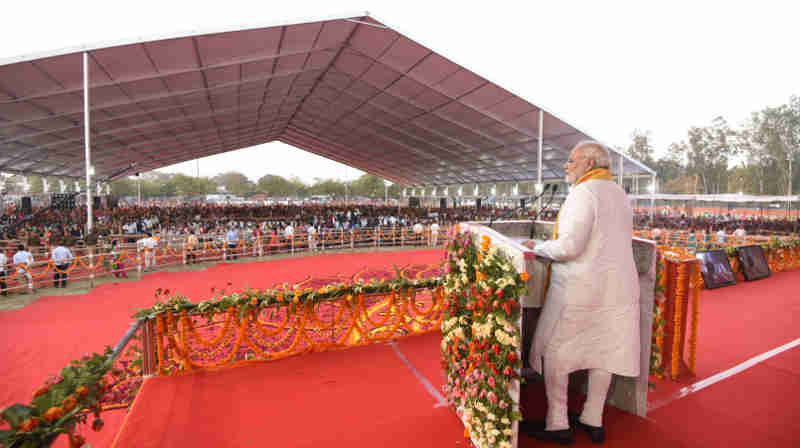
[1,1,797,184]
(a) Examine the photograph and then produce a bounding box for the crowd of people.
[0,202,554,247]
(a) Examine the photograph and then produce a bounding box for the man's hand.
[521,240,537,249]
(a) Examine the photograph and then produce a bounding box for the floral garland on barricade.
[650,247,701,380]
[132,273,446,375]
[1,349,114,448]
[440,230,527,448]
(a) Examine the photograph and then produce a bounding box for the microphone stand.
[530,185,557,239]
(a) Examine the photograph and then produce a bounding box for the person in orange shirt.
[269,227,279,254]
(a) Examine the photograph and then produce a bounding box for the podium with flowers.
[441,221,656,448]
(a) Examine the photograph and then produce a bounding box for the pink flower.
[488,392,498,404]
[470,387,478,397]
[488,376,496,388]
[480,389,487,398]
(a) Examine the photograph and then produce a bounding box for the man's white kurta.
[530,179,640,377]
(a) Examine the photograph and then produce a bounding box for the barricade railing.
[0,226,449,295]
[137,285,446,376]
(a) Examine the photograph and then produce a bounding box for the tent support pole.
[537,109,544,209]
[83,52,93,234]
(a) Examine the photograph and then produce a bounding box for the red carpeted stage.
[2,250,800,447]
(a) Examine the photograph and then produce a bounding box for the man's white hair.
[573,140,611,169]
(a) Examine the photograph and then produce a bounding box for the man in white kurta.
[525,141,640,444]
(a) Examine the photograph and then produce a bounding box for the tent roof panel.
[0,12,654,184]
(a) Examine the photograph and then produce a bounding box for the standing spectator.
[0,248,7,296]
[226,225,239,260]
[307,223,318,251]
[13,244,34,292]
[138,233,157,271]
[186,231,199,264]
[51,239,74,288]
[110,240,127,278]
[430,221,440,246]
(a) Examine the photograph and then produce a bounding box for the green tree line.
[624,95,800,195]
[0,172,403,201]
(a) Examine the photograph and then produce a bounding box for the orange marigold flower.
[19,417,40,432]
[277,295,284,302]
[250,298,258,306]
[62,395,78,413]
[75,385,89,398]
[33,384,50,399]
[476,272,486,282]
[43,406,64,422]
[520,272,530,281]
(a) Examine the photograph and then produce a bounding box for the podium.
[453,220,656,447]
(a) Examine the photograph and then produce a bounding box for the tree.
[170,174,214,197]
[213,172,254,197]
[110,178,138,197]
[350,174,386,198]
[308,178,346,198]
[257,175,297,197]
[625,129,656,167]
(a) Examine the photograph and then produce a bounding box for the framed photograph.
[736,245,772,281]
[695,250,737,289]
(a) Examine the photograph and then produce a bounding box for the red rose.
[495,288,504,299]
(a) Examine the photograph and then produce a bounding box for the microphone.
[539,185,559,218]
[529,184,557,239]
[491,184,550,229]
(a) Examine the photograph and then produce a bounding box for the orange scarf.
[552,168,613,240]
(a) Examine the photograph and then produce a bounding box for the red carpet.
[112,338,464,448]
[3,251,800,447]
[0,249,445,447]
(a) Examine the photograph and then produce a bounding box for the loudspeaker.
[476,198,482,210]
[108,196,118,209]
[409,197,420,208]
[93,196,101,210]
[21,197,32,215]
[520,198,526,209]
[51,194,76,211]
[440,198,447,210]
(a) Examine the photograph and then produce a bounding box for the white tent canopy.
[0,12,654,188]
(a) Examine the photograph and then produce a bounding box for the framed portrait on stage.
[736,245,772,281]
[695,250,737,289]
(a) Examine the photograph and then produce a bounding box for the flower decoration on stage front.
[440,230,527,448]
[0,348,115,447]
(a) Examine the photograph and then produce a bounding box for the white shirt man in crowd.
[0,249,7,296]
[51,240,74,288]
[138,233,157,271]
[226,226,239,260]
[307,224,318,251]
[430,221,440,246]
[284,223,294,240]
[522,141,639,444]
[12,244,35,292]
[716,227,727,244]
